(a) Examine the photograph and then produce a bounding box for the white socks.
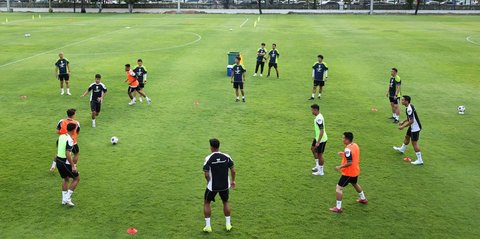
[400,144,407,152]
[62,191,67,202]
[205,218,211,227]
[311,93,315,98]
[226,216,231,226]
[318,93,322,97]
[336,200,342,209]
[416,152,423,161]
[315,159,320,168]
[66,189,74,201]
[359,191,366,200]
[242,96,245,99]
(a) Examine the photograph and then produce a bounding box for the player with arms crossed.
[55,123,80,207]
[231,56,246,102]
[55,52,71,96]
[133,59,148,103]
[50,109,80,172]
[386,68,401,123]
[393,95,424,165]
[309,55,329,100]
[81,74,107,128]
[203,139,236,233]
[253,43,267,77]
[330,132,368,213]
[311,104,328,176]
[266,43,280,79]
[125,64,151,106]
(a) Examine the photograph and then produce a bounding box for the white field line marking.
[466,36,480,46]
[0,28,126,69]
[240,18,249,28]
[68,32,202,56]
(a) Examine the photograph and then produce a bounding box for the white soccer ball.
[457,105,465,115]
[111,136,119,145]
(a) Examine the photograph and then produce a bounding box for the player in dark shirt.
[202,138,236,233]
[309,55,329,100]
[82,74,107,128]
[253,43,267,77]
[231,56,246,102]
[54,52,71,96]
[133,59,148,103]
[386,68,401,123]
[267,43,280,79]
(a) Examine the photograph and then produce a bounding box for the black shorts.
[138,83,145,89]
[90,101,101,113]
[204,188,229,202]
[233,82,244,89]
[312,139,327,154]
[128,86,140,93]
[314,80,325,87]
[56,157,79,179]
[406,127,420,141]
[338,175,358,187]
[269,62,278,69]
[58,74,69,81]
[389,96,399,105]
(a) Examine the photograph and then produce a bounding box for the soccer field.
[0,12,479,238]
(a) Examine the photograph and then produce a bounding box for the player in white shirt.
[393,95,424,165]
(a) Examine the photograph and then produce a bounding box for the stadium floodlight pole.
[369,0,374,15]
[177,0,181,13]
[7,0,10,12]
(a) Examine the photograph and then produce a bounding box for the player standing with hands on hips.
[202,139,236,233]
[55,52,71,96]
[231,56,246,102]
[81,74,107,128]
[393,95,424,165]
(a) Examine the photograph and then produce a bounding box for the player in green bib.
[55,123,80,207]
[311,104,328,176]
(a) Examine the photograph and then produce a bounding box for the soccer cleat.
[139,97,143,103]
[388,116,395,119]
[393,119,399,123]
[242,98,245,102]
[66,91,71,96]
[60,90,65,95]
[329,207,343,213]
[128,100,136,106]
[312,171,324,176]
[312,166,319,172]
[203,226,212,233]
[253,73,257,77]
[356,199,368,204]
[235,99,240,102]
[308,97,315,100]
[393,146,405,154]
[411,159,424,165]
[65,200,75,207]
[318,95,321,99]
[146,98,152,105]
[226,224,232,232]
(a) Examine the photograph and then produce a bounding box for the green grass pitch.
[0,12,479,238]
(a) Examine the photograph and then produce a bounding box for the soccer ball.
[457,105,466,115]
[111,136,119,145]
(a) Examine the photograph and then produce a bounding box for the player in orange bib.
[125,64,151,106]
[329,132,368,213]
[50,109,81,171]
